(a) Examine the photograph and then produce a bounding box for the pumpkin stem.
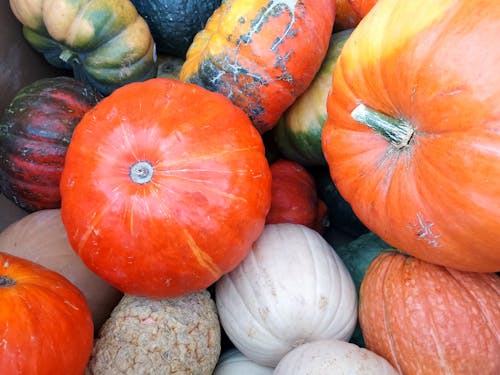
[0,275,16,287]
[59,49,76,63]
[130,161,154,184]
[351,103,414,149]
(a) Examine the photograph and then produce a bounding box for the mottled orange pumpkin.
[322,0,500,272]
[60,78,272,298]
[359,251,500,375]
[180,0,336,133]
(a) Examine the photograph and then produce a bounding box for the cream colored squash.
[215,223,357,367]
[274,339,399,374]
[0,208,122,332]
[213,348,274,375]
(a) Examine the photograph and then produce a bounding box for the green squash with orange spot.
[9,0,157,94]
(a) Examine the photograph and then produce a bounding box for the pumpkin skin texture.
[273,29,353,166]
[359,252,500,375]
[334,0,361,31]
[213,348,274,375]
[131,0,222,57]
[322,0,500,272]
[266,159,327,233]
[349,0,377,17]
[0,209,123,333]
[9,0,157,95]
[180,0,336,133]
[215,223,357,367]
[274,339,398,374]
[0,76,101,212]
[60,78,272,298]
[0,252,94,375]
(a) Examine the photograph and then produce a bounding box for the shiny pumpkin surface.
[0,77,101,212]
[0,252,93,375]
[9,0,157,94]
[60,78,272,298]
[267,159,327,233]
[348,0,377,17]
[359,252,500,375]
[322,0,500,272]
[180,0,336,133]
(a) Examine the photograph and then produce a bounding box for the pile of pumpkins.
[1,0,499,374]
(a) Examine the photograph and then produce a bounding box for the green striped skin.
[12,0,157,95]
[273,29,353,166]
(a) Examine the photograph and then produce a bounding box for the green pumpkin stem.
[351,103,414,149]
[59,49,75,63]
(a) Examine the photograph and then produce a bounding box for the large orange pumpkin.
[60,78,272,298]
[180,0,336,133]
[322,0,500,272]
[359,251,500,375]
[0,252,93,374]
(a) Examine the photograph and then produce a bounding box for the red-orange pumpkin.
[359,251,500,375]
[180,0,336,133]
[335,0,362,31]
[348,0,377,17]
[266,159,328,233]
[60,78,272,298]
[322,0,500,272]
[0,252,93,375]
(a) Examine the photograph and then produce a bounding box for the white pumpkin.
[213,348,274,375]
[274,339,399,374]
[215,223,357,367]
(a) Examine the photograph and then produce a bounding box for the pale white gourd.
[213,348,274,375]
[215,223,357,367]
[274,339,399,374]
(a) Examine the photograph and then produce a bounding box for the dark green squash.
[273,29,353,166]
[132,0,222,57]
[0,77,101,212]
[9,0,157,95]
[312,167,369,238]
[334,231,392,347]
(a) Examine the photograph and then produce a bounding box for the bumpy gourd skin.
[9,0,157,95]
[87,291,221,375]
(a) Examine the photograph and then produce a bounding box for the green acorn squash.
[9,0,157,95]
[273,29,353,166]
[131,0,221,57]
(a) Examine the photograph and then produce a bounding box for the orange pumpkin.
[60,78,272,298]
[180,0,336,133]
[266,159,328,233]
[0,252,93,374]
[322,0,500,272]
[335,0,362,30]
[359,251,500,375]
[348,0,377,17]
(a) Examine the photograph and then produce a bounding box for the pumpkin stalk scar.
[182,229,221,278]
[410,212,440,248]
